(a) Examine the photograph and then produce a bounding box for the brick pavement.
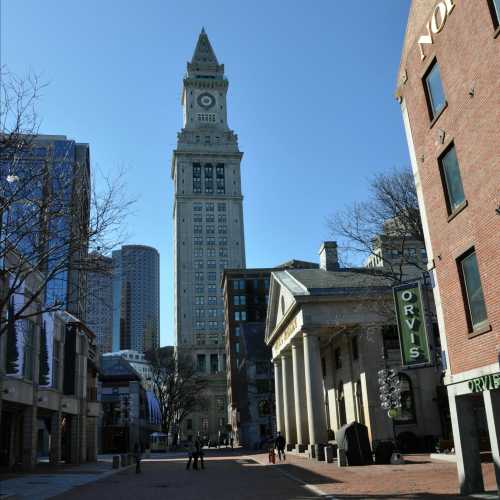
[251,452,498,499]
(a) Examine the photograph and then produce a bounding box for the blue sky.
[1,1,411,346]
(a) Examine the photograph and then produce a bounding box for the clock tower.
[171,29,246,441]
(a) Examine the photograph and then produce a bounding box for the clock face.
[198,92,215,109]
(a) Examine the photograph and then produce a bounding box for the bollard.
[316,444,326,461]
[112,455,120,469]
[337,448,347,467]
[325,444,334,463]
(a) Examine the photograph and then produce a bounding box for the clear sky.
[1,0,411,347]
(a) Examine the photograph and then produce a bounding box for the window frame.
[487,0,500,31]
[457,247,489,335]
[422,58,447,123]
[438,142,467,217]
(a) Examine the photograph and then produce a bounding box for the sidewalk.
[0,458,133,500]
[250,452,498,499]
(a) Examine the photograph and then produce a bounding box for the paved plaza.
[1,449,497,500]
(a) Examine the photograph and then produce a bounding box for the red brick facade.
[397,0,499,376]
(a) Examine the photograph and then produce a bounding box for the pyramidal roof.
[187,28,224,79]
[191,28,219,65]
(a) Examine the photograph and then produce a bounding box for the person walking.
[186,440,199,470]
[196,437,205,470]
[275,432,286,462]
[133,442,142,474]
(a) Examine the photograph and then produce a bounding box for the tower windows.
[205,164,214,194]
[438,143,466,214]
[206,203,214,212]
[206,225,215,235]
[216,164,225,194]
[217,203,226,212]
[423,60,446,121]
[193,163,202,193]
[197,113,216,123]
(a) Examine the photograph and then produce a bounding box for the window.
[355,381,365,425]
[207,272,217,282]
[194,260,203,270]
[394,374,416,424]
[193,224,202,234]
[382,325,400,356]
[201,417,209,433]
[195,309,205,319]
[22,320,35,380]
[234,295,246,306]
[195,272,204,282]
[206,214,215,223]
[321,357,326,378]
[206,203,214,212]
[208,284,216,294]
[439,144,466,214]
[207,237,215,246]
[235,342,240,353]
[193,203,202,212]
[256,380,269,393]
[195,286,204,295]
[488,0,500,28]
[219,237,227,246]
[219,247,228,257]
[193,237,203,246]
[193,214,202,223]
[258,400,271,416]
[420,248,428,263]
[207,260,216,269]
[187,419,193,430]
[194,248,203,258]
[235,326,241,337]
[52,339,61,389]
[195,321,205,330]
[207,295,217,305]
[216,164,225,194]
[264,278,270,289]
[351,336,359,361]
[235,311,247,321]
[207,309,217,319]
[210,354,219,374]
[423,60,446,120]
[219,260,228,269]
[215,396,225,412]
[206,225,215,235]
[193,163,202,193]
[208,321,217,330]
[334,347,342,369]
[458,249,488,331]
[218,225,227,235]
[217,203,226,212]
[218,215,227,224]
[197,113,216,123]
[197,354,206,372]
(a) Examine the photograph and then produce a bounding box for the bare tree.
[0,69,134,337]
[147,348,208,446]
[328,166,425,285]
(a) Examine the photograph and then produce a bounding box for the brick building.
[396,0,499,494]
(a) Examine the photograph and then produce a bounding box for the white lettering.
[401,290,413,301]
[410,333,417,343]
[409,347,420,359]
[404,304,414,315]
[431,2,447,34]
[405,318,417,330]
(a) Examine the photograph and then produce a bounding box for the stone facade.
[265,243,443,459]
[172,30,246,441]
[396,1,499,494]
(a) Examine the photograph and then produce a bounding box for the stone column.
[281,353,296,449]
[303,332,327,459]
[449,392,484,495]
[22,406,37,471]
[292,340,309,451]
[273,360,284,434]
[49,411,62,464]
[483,389,500,493]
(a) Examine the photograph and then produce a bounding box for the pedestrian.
[275,432,286,462]
[230,436,234,449]
[186,440,199,470]
[196,437,205,470]
[133,442,142,474]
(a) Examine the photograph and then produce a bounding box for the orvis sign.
[417,0,456,60]
[394,282,431,368]
[468,373,500,393]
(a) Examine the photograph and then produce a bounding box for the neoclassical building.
[265,242,443,458]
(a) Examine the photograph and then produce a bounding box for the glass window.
[219,247,228,257]
[206,203,214,212]
[207,272,216,282]
[459,250,488,330]
[207,237,215,246]
[206,225,215,235]
[206,214,215,223]
[197,354,206,372]
[235,342,240,353]
[193,163,202,193]
[193,203,202,212]
[439,145,465,213]
[218,225,227,234]
[207,296,217,305]
[195,272,204,282]
[207,260,216,269]
[210,354,218,374]
[193,237,203,246]
[23,320,35,380]
[195,296,204,305]
[235,326,241,337]
[219,237,227,246]
[394,374,416,424]
[488,0,500,27]
[194,248,203,257]
[424,60,446,120]
[258,400,271,416]
[194,260,204,270]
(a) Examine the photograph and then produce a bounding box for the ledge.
[447,200,468,222]
[429,102,448,129]
[468,322,492,339]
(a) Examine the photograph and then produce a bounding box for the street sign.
[393,282,431,368]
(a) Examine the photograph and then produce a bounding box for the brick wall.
[398,0,499,375]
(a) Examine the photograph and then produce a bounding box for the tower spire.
[191,28,219,66]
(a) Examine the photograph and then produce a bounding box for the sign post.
[393,282,432,368]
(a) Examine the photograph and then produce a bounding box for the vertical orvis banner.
[393,281,431,368]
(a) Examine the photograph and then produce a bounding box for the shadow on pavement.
[332,493,498,500]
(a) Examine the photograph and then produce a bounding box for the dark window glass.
[193,163,202,193]
[424,61,446,120]
[382,325,400,356]
[197,354,206,372]
[352,336,359,360]
[488,0,500,27]
[216,163,225,194]
[439,145,465,213]
[204,164,213,194]
[334,348,342,369]
[459,250,488,330]
[210,354,218,374]
[394,373,416,424]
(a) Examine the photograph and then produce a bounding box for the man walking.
[196,437,205,470]
[186,440,199,470]
[275,432,286,462]
[133,443,142,474]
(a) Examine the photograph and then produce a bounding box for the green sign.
[393,282,431,368]
[468,373,500,393]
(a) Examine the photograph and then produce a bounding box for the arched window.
[337,381,347,427]
[395,373,416,424]
[258,400,270,417]
[355,380,365,425]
